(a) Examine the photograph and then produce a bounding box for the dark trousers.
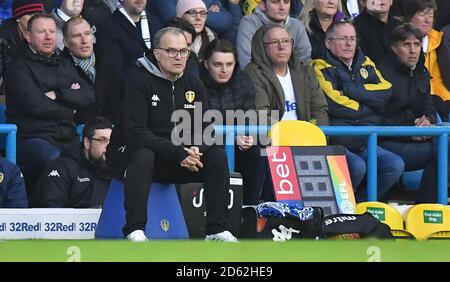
[107,145,230,237]
[17,138,65,197]
[235,145,266,205]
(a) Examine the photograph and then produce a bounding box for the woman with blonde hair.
[299,0,346,58]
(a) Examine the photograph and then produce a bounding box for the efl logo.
[266,147,301,203]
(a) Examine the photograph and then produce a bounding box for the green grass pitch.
[1,239,450,262]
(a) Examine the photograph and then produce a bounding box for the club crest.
[360,68,368,79]
[160,219,170,232]
[185,91,195,103]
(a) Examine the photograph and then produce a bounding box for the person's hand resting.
[412,115,433,141]
[237,135,253,151]
[180,146,203,172]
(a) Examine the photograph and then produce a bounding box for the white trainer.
[205,230,238,242]
[126,230,148,242]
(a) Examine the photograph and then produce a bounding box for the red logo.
[266,147,301,202]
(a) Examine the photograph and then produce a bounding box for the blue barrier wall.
[215,125,450,205]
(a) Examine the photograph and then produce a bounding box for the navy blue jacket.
[0,157,27,208]
[378,54,436,127]
[313,49,392,149]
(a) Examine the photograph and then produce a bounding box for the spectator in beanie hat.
[176,0,215,62]
[0,0,45,95]
[12,0,44,19]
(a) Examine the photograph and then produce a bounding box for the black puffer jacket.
[32,143,111,208]
[200,67,255,118]
[5,44,94,145]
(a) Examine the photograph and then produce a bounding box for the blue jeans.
[380,139,449,203]
[346,147,405,202]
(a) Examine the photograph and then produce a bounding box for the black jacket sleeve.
[5,59,74,119]
[53,59,97,111]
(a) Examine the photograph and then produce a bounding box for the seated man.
[5,14,96,196]
[244,24,328,201]
[313,20,404,201]
[0,157,28,208]
[107,27,237,242]
[244,24,328,126]
[200,38,265,205]
[61,16,101,123]
[32,117,112,208]
[237,0,311,69]
[378,23,443,203]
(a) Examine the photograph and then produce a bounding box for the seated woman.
[200,38,265,205]
[299,0,346,59]
[151,0,242,44]
[177,0,216,62]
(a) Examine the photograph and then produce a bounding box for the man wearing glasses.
[245,24,328,126]
[176,0,215,62]
[32,117,113,208]
[107,27,238,242]
[313,20,404,202]
[237,0,311,69]
[245,24,328,202]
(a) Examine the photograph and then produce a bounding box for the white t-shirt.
[277,68,298,120]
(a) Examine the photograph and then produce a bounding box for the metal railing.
[214,125,450,205]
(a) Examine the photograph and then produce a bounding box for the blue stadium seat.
[401,170,423,191]
[95,179,189,239]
